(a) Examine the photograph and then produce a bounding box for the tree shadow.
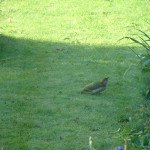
[0,34,148,150]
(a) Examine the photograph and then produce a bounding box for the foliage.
[120,29,150,149]
[121,89,150,150]
[129,96,150,149]
[120,29,150,71]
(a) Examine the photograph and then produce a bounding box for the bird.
[80,77,109,95]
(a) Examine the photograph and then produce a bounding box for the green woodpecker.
[80,77,109,94]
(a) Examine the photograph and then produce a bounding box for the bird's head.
[100,77,109,84]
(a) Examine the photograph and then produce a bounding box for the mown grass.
[0,0,150,149]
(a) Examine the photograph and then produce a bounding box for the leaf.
[141,57,150,70]
[135,29,150,41]
[131,136,141,146]
[137,36,150,52]
[120,37,150,52]
[137,53,147,60]
[143,133,150,146]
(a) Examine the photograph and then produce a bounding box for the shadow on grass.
[0,34,148,150]
[0,34,139,76]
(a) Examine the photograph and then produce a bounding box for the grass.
[0,0,150,149]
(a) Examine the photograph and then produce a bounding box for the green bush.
[120,29,150,149]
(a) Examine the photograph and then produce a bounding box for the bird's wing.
[91,86,106,94]
[83,81,102,91]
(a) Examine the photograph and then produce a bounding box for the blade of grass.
[135,29,150,41]
[141,57,150,68]
[120,37,150,52]
[137,36,150,55]
[128,47,142,60]
[138,36,150,47]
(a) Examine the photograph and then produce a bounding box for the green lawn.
[0,0,150,149]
